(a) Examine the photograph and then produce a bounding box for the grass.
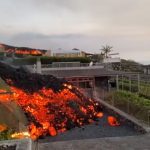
[0,129,14,141]
[118,79,150,99]
[106,90,150,124]
[13,56,91,65]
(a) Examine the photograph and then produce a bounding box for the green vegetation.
[139,86,150,100]
[0,52,4,56]
[100,45,113,58]
[90,54,104,63]
[13,56,91,65]
[0,129,14,141]
[106,90,150,124]
[0,124,14,141]
[118,79,150,99]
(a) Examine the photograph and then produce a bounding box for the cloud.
[9,32,85,41]
[0,0,150,64]
[4,32,86,49]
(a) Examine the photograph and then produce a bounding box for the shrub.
[13,56,91,65]
[106,90,150,124]
[0,126,14,141]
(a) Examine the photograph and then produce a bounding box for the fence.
[94,87,150,126]
[41,62,104,68]
[116,74,150,99]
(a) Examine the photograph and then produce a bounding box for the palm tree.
[100,45,113,58]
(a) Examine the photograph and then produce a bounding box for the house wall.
[53,51,86,57]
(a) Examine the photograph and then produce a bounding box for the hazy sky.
[0,0,150,64]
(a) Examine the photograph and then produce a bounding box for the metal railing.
[41,62,105,68]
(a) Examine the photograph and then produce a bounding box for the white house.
[52,49,86,57]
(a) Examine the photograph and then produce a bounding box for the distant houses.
[0,43,91,58]
[52,48,88,58]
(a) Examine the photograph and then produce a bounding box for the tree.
[91,53,104,63]
[100,45,113,58]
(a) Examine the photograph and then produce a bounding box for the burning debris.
[108,116,120,126]
[14,49,42,56]
[1,43,46,56]
[0,62,105,140]
[11,132,30,139]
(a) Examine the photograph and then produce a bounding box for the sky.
[0,0,150,64]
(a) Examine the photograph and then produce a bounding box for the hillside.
[0,43,46,52]
[0,43,47,56]
[112,59,144,73]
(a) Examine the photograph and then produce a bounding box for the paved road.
[38,134,150,150]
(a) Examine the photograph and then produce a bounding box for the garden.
[105,90,150,125]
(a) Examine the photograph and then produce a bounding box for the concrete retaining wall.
[0,139,32,150]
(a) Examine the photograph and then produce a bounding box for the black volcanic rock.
[0,61,65,93]
[0,43,47,53]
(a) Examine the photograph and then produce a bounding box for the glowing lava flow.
[0,62,121,140]
[0,124,7,132]
[4,84,103,140]
[15,49,42,55]
[0,83,120,140]
[11,132,30,139]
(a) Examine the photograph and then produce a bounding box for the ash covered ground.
[39,110,142,143]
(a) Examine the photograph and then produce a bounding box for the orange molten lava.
[0,84,103,140]
[11,131,30,139]
[107,116,120,126]
[15,49,42,56]
[0,84,121,140]
[49,126,57,136]
[0,62,122,140]
[96,112,104,118]
[0,89,13,102]
[0,124,7,132]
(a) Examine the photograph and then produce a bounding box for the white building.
[52,49,86,57]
